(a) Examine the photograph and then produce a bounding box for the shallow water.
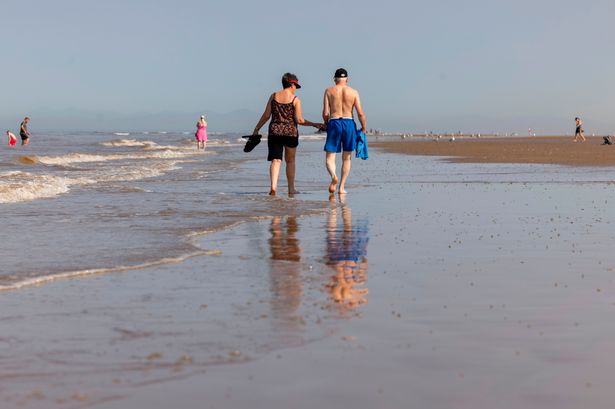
[0,131,327,289]
[3,136,615,408]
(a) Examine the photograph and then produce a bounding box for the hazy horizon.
[5,0,615,134]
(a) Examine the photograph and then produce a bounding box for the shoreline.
[371,136,615,167]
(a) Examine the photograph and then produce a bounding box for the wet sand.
[3,145,615,408]
[372,136,615,166]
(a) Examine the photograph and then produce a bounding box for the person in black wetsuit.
[19,117,31,146]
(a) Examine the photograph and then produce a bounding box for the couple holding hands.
[252,68,366,196]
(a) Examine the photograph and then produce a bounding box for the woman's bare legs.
[269,159,282,195]
[285,147,297,194]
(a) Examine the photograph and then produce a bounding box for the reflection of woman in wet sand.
[324,204,369,315]
[268,216,304,345]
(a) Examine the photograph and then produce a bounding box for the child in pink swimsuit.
[195,115,208,150]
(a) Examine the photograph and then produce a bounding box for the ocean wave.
[0,171,71,204]
[0,160,184,204]
[100,139,157,148]
[300,134,327,141]
[113,132,130,136]
[0,249,221,291]
[97,161,180,182]
[22,149,197,166]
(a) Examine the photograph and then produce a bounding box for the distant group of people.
[252,68,366,196]
[6,117,30,147]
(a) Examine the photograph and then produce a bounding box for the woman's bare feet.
[269,189,277,196]
[328,176,338,193]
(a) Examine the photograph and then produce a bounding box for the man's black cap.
[334,68,348,79]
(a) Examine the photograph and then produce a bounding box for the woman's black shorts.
[267,135,298,161]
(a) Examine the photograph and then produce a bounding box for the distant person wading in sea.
[20,117,30,146]
[322,68,366,194]
[573,117,586,142]
[6,131,17,147]
[252,73,322,196]
[195,115,208,150]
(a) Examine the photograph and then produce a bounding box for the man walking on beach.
[573,117,586,142]
[322,68,366,194]
[20,117,31,146]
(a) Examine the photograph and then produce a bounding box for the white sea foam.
[300,134,327,141]
[100,139,157,148]
[26,149,196,166]
[0,171,71,204]
[113,132,130,136]
[0,158,186,204]
[0,249,220,292]
[32,153,130,165]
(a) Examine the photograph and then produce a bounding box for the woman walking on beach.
[252,73,322,196]
[195,115,208,150]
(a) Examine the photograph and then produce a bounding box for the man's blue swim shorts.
[324,118,357,153]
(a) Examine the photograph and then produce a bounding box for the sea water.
[0,131,328,290]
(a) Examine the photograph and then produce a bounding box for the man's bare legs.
[285,147,297,194]
[339,151,352,194]
[269,159,282,195]
[325,152,338,193]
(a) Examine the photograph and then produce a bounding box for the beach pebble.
[72,393,89,402]
[176,355,193,364]
[230,350,242,358]
[147,352,163,361]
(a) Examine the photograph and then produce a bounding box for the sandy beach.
[372,136,615,166]
[3,135,615,408]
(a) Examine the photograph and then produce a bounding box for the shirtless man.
[20,117,30,146]
[573,117,586,142]
[322,68,366,194]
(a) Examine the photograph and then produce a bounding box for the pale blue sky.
[4,0,615,132]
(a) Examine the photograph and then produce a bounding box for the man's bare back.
[322,69,367,195]
[323,83,366,131]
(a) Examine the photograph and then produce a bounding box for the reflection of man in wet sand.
[269,216,304,345]
[324,204,369,315]
[322,68,367,194]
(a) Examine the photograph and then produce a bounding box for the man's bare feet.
[329,176,338,193]
[269,189,276,196]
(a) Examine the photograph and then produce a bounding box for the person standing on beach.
[322,68,366,194]
[6,131,17,147]
[19,117,30,146]
[252,72,322,196]
[195,115,208,150]
[574,117,586,142]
